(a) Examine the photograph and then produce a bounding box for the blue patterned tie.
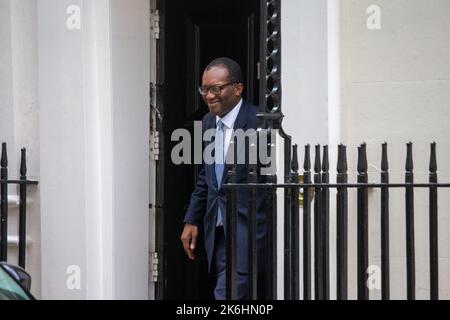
[215,120,225,226]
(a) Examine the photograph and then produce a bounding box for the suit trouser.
[213,226,248,300]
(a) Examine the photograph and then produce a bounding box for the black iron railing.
[0,142,38,268]
[224,141,445,300]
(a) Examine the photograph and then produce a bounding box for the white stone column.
[9,0,41,297]
[38,0,149,299]
[109,0,150,299]
[0,0,17,167]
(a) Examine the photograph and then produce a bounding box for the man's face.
[201,66,243,117]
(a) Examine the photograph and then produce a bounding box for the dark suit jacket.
[184,100,267,273]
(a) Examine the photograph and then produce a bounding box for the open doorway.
[154,0,261,299]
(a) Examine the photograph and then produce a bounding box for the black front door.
[158,0,260,299]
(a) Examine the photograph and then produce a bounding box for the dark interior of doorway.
[159,0,260,299]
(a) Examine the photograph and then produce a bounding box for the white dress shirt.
[215,98,243,159]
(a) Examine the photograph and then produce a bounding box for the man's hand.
[181,223,199,260]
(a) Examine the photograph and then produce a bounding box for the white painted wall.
[0,0,16,162]
[281,0,330,299]
[339,0,450,299]
[9,0,41,298]
[282,0,329,148]
[109,0,150,299]
[1,0,41,298]
[282,0,450,300]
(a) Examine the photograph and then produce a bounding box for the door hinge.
[256,61,260,80]
[150,9,160,39]
[150,82,162,161]
[149,252,160,283]
[151,131,160,161]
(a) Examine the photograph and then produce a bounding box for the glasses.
[198,82,236,96]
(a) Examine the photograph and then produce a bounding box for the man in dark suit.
[181,57,267,300]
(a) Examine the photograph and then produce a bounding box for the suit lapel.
[202,113,218,189]
[232,100,249,132]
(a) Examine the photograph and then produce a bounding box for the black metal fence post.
[321,145,330,299]
[264,130,277,300]
[380,143,390,300]
[290,144,300,299]
[1,143,8,262]
[336,144,348,300]
[247,137,258,300]
[258,0,284,299]
[0,142,37,268]
[302,145,312,300]
[429,142,438,300]
[314,145,323,300]
[283,135,292,300]
[223,140,447,301]
[226,139,238,300]
[19,148,27,268]
[265,170,278,299]
[357,143,369,300]
[405,142,416,300]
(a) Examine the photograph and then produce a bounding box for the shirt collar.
[216,98,243,129]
